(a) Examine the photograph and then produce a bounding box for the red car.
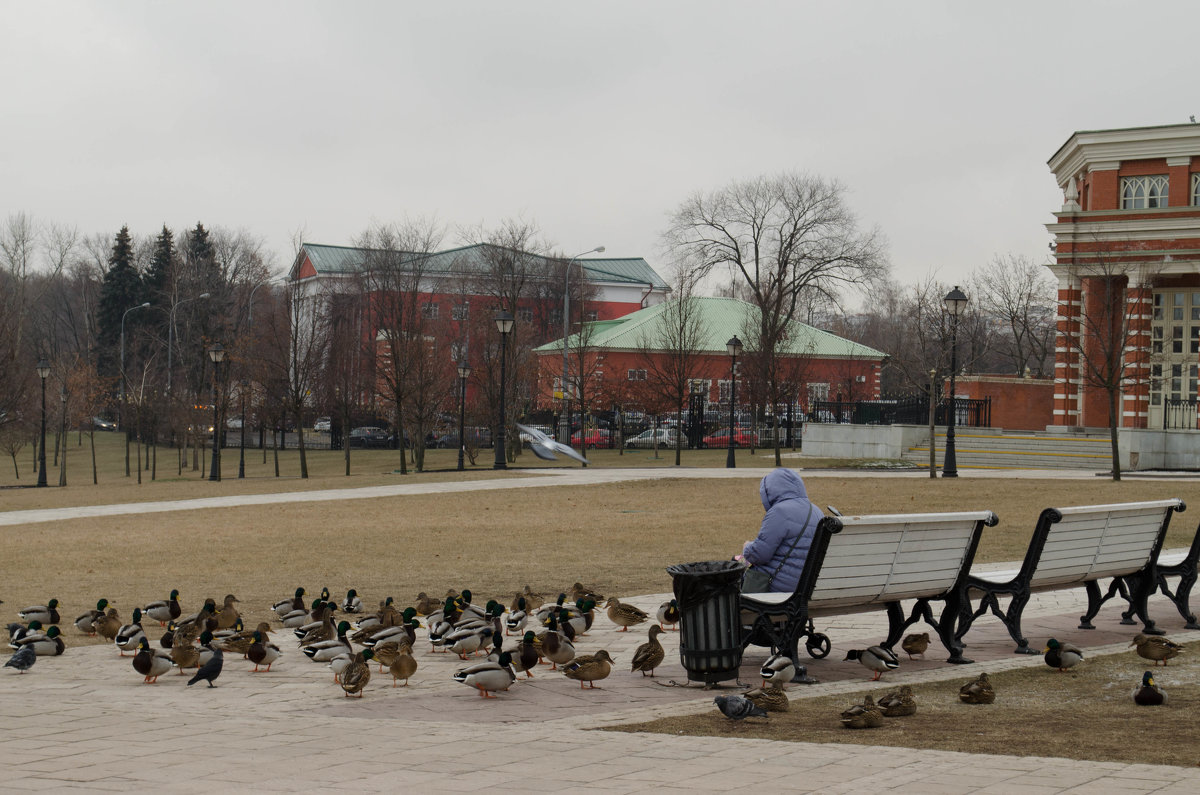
[570,428,613,449]
[701,427,758,448]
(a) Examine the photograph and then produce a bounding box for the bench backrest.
[806,510,997,610]
[1024,499,1185,588]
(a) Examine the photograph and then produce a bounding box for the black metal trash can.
[666,560,747,684]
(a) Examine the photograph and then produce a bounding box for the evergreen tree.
[184,222,215,284]
[97,226,144,375]
[144,224,175,308]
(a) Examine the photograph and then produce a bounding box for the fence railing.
[808,396,991,428]
[1163,398,1199,430]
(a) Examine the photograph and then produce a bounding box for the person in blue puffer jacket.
[739,468,823,593]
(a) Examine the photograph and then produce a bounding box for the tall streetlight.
[238,378,248,479]
[167,292,211,396]
[36,356,50,487]
[559,246,605,444]
[208,343,225,482]
[494,311,514,470]
[120,301,151,477]
[942,286,969,479]
[456,361,472,471]
[725,336,743,469]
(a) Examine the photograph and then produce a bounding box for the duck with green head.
[74,598,111,635]
[144,590,181,627]
[18,599,60,625]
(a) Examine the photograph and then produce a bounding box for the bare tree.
[664,172,887,461]
[970,253,1056,376]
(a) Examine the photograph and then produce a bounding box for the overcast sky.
[3,1,1196,300]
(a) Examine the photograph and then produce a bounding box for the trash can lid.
[667,560,747,610]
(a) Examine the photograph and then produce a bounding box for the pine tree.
[144,225,175,308]
[97,226,145,375]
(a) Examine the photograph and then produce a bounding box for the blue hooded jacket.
[742,468,822,593]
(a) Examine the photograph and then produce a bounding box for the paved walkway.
[3,468,1200,792]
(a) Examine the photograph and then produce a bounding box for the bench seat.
[956,499,1185,653]
[741,509,997,664]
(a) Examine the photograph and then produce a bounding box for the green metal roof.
[297,242,668,290]
[534,296,887,359]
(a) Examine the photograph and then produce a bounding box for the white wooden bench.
[954,498,1185,654]
[740,509,998,664]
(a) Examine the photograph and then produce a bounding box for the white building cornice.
[1048,124,1200,187]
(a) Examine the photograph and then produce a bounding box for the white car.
[625,428,681,449]
[313,417,331,432]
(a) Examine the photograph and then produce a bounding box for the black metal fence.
[1164,398,1199,430]
[808,396,991,428]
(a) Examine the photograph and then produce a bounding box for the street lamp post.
[457,361,472,471]
[120,301,151,477]
[208,343,225,482]
[559,246,605,445]
[167,292,211,397]
[942,286,969,479]
[725,336,742,469]
[36,356,50,487]
[494,311,514,471]
[238,378,248,479]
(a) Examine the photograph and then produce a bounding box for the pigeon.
[516,423,589,464]
[5,645,36,674]
[187,643,224,688]
[714,694,767,720]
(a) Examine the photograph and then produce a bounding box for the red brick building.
[1047,123,1200,430]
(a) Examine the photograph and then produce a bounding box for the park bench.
[954,498,1185,654]
[740,509,998,665]
[1119,517,1200,630]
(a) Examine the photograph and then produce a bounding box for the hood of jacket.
[759,468,807,511]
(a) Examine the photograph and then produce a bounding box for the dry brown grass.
[609,646,1200,768]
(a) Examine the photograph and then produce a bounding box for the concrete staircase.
[902,428,1114,471]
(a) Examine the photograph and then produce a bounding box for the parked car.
[701,427,758,448]
[348,426,389,448]
[313,417,331,432]
[435,427,492,449]
[91,416,117,432]
[625,428,681,449]
[571,428,613,449]
[226,416,244,430]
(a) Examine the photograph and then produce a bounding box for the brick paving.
[3,467,1200,792]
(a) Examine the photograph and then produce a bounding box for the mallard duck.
[656,599,681,631]
[760,653,797,687]
[534,593,569,624]
[160,622,176,649]
[576,599,597,633]
[23,626,65,657]
[840,695,884,729]
[958,671,995,704]
[132,637,173,683]
[341,589,364,614]
[355,598,395,631]
[538,614,575,671]
[328,653,353,682]
[506,598,528,636]
[212,617,246,643]
[448,627,495,660]
[114,608,146,656]
[214,594,241,631]
[170,635,201,674]
[901,632,929,660]
[569,582,603,603]
[340,649,374,697]
[303,621,353,662]
[271,587,306,619]
[248,631,282,672]
[371,638,412,671]
[280,598,319,629]
[176,599,217,634]
[18,599,60,625]
[844,646,899,681]
[388,649,417,687]
[94,608,123,643]
[5,645,36,674]
[1043,638,1084,672]
[8,620,43,648]
[879,684,917,717]
[453,652,515,698]
[605,597,648,632]
[143,590,181,627]
[517,585,546,612]
[509,631,540,679]
[562,649,614,689]
[630,626,666,677]
[1130,634,1183,666]
[1133,670,1167,706]
[295,604,337,645]
[743,684,789,712]
[74,598,111,635]
[413,592,441,616]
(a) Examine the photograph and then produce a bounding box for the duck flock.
[3,587,684,699]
